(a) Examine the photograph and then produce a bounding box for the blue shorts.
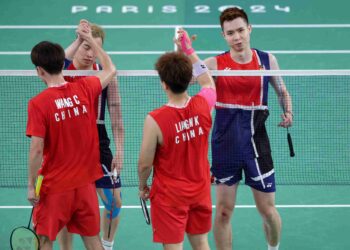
[211,154,275,192]
[211,108,275,192]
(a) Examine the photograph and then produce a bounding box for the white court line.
[1,50,350,55]
[1,24,350,29]
[1,205,350,209]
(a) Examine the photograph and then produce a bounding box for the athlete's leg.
[252,189,281,248]
[163,242,183,250]
[81,235,104,250]
[96,187,122,242]
[214,184,238,250]
[57,227,73,250]
[38,235,53,250]
[187,233,210,250]
[244,153,281,249]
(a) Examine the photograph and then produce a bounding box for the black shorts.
[95,124,122,189]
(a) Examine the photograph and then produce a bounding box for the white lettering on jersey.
[82,105,87,113]
[53,95,88,122]
[175,116,198,133]
[54,97,74,109]
[73,95,80,104]
[198,127,204,135]
[73,107,79,116]
[174,115,204,144]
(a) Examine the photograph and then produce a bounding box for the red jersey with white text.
[64,60,103,119]
[215,49,268,108]
[149,88,216,206]
[26,76,103,194]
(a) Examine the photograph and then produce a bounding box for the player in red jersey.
[204,8,293,250]
[26,20,116,250]
[138,29,216,250]
[58,22,124,250]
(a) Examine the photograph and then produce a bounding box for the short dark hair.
[220,7,249,29]
[155,52,192,94]
[31,41,65,74]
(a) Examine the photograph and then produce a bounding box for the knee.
[193,240,210,250]
[102,188,122,219]
[260,207,279,223]
[39,235,52,248]
[216,204,234,223]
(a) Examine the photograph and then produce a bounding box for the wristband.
[180,32,195,55]
[193,60,209,78]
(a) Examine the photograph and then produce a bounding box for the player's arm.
[65,37,82,61]
[269,53,293,127]
[175,29,215,90]
[138,115,161,200]
[77,20,116,89]
[64,21,88,60]
[28,136,44,206]
[204,56,218,71]
[107,78,125,174]
[188,53,215,90]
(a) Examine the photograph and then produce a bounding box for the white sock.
[102,239,114,250]
[268,243,280,250]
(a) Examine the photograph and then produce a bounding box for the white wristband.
[192,61,208,78]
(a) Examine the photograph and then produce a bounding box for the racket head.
[139,197,151,225]
[10,226,40,250]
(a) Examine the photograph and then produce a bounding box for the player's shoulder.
[192,94,208,106]
[29,88,55,109]
[192,92,214,111]
[253,48,276,61]
[150,105,168,116]
[64,58,74,70]
[31,87,52,100]
[204,56,218,70]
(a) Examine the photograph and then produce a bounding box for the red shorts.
[33,183,100,241]
[151,193,212,244]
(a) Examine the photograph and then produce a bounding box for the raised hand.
[76,19,92,41]
[174,28,197,55]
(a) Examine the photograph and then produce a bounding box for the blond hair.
[90,23,105,44]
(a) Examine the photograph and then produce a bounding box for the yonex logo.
[224,67,231,70]
[266,183,272,188]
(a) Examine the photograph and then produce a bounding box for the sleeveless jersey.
[149,94,213,206]
[211,49,272,159]
[215,49,270,109]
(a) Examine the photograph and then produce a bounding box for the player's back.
[27,77,103,193]
[149,94,212,205]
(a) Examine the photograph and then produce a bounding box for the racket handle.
[107,223,112,238]
[287,132,295,157]
[113,168,118,181]
[35,175,44,197]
